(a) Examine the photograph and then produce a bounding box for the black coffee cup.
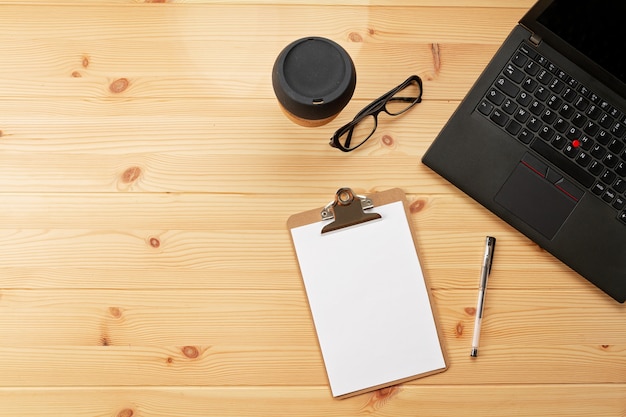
[272,37,356,127]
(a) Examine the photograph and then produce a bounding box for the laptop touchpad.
[495,155,580,239]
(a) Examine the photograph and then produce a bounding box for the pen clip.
[485,236,496,275]
[320,188,381,234]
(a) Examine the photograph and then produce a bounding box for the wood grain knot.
[71,71,82,78]
[376,386,399,400]
[101,336,111,346]
[117,409,134,417]
[109,307,122,318]
[361,386,400,412]
[122,166,142,184]
[82,56,90,68]
[110,78,130,93]
[601,344,610,350]
[409,198,426,214]
[381,134,394,147]
[368,28,376,36]
[148,237,161,248]
[182,346,200,359]
[166,356,174,364]
[465,307,476,316]
[0,130,3,138]
[431,43,441,73]
[348,32,363,42]
[455,321,464,337]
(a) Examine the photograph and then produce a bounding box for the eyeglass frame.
[329,75,423,152]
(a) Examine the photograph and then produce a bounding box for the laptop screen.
[522,0,626,98]
[537,0,626,84]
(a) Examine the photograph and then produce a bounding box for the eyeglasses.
[329,75,423,152]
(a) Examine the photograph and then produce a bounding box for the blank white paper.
[290,201,446,397]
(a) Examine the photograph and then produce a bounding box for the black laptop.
[422,0,626,302]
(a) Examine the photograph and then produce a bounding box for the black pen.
[470,236,496,358]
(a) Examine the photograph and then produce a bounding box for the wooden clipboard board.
[287,188,447,398]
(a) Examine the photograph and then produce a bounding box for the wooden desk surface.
[0,1,624,416]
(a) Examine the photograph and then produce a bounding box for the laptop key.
[614,179,626,193]
[517,91,533,106]
[514,107,530,123]
[591,144,606,159]
[572,113,587,128]
[490,109,509,127]
[562,88,577,103]
[588,160,605,176]
[554,118,569,133]
[512,52,528,68]
[536,69,552,85]
[496,77,520,97]
[530,139,595,188]
[552,134,567,149]
[535,86,550,101]
[603,189,617,203]
[612,122,626,138]
[586,104,602,120]
[600,169,617,185]
[525,60,540,76]
[603,153,618,168]
[506,120,522,135]
[539,125,555,141]
[477,100,494,116]
[529,100,544,115]
[502,99,518,114]
[559,103,575,118]
[574,96,590,111]
[504,64,526,83]
[518,129,533,144]
[487,89,505,105]
[584,120,600,135]
[599,113,614,129]
[597,130,611,145]
[592,182,607,195]
[576,152,591,167]
[527,116,542,132]
[564,143,579,158]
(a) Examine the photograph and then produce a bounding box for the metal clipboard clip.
[320,188,382,234]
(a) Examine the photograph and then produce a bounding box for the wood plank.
[0,99,456,154]
[0,289,623,348]
[0,153,454,193]
[0,330,622,387]
[0,385,622,417]
[0,98,470,194]
[0,191,602,289]
[0,5,525,98]
[0,5,525,44]
[0,41,500,100]
[0,289,622,386]
[0,192,610,292]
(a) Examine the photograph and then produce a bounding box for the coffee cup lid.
[272,37,356,121]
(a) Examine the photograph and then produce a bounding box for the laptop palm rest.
[495,153,580,239]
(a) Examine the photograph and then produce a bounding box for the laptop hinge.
[529,33,541,46]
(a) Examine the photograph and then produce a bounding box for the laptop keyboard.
[476,42,626,225]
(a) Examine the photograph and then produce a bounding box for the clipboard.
[287,187,447,398]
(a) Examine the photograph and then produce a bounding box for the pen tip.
[470,348,478,357]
